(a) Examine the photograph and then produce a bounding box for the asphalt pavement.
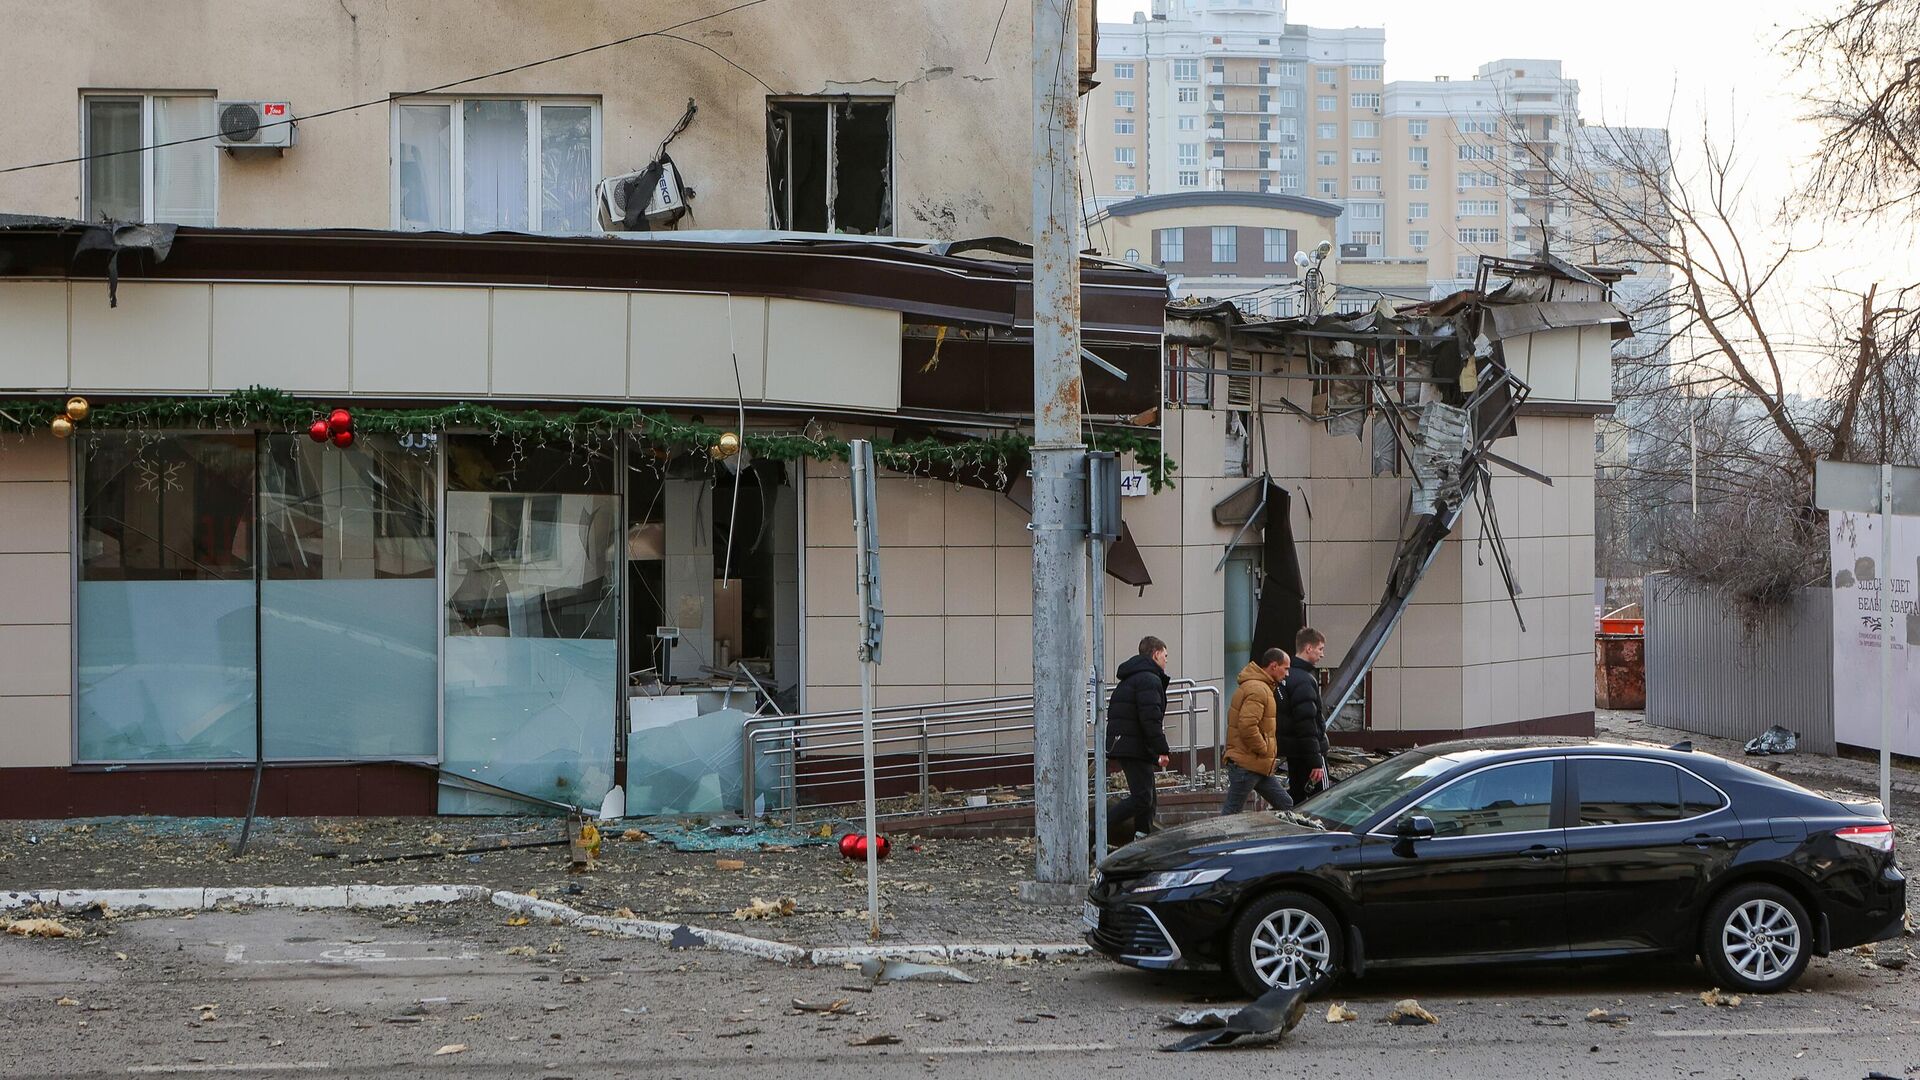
[3,904,1915,1079]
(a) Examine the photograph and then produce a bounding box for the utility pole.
[1020,0,1090,903]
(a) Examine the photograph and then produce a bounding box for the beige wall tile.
[805,476,853,548]
[1400,603,1463,668]
[1461,664,1492,728]
[71,283,211,392]
[1483,602,1521,669]
[492,288,628,399]
[0,480,69,553]
[1107,545,1182,617]
[994,546,1033,616]
[943,616,995,681]
[1309,425,1369,479]
[1487,661,1521,729]
[1516,598,1549,661]
[0,281,69,390]
[1307,603,1397,670]
[1121,484,1181,549]
[0,552,70,625]
[875,477,946,547]
[0,695,70,767]
[1461,601,1493,667]
[349,286,488,396]
[1372,480,1413,543]
[764,300,900,411]
[993,615,1034,684]
[804,547,857,617]
[801,684,861,714]
[943,485,998,546]
[0,435,69,483]
[1368,666,1403,731]
[1404,666,1463,730]
[1413,541,1463,605]
[211,284,351,394]
[881,546,946,616]
[0,624,69,696]
[942,547,995,616]
[1181,409,1228,480]
[993,493,1031,546]
[1179,545,1228,615]
[1312,478,1372,542]
[803,616,859,688]
[1307,540,1388,606]
[874,615,944,686]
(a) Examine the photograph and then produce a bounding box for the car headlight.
[1127,868,1229,893]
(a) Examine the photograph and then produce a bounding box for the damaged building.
[0,3,1627,820]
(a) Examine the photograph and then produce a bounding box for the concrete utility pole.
[1021,0,1090,903]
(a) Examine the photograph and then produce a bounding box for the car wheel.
[1699,883,1812,993]
[1228,890,1341,997]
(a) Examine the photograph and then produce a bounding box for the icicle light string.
[0,387,1176,490]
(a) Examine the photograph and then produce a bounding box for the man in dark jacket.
[1107,636,1172,839]
[1278,627,1330,806]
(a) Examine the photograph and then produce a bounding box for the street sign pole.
[849,440,884,938]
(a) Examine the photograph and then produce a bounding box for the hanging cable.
[0,0,778,176]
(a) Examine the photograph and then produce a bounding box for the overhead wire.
[0,0,778,176]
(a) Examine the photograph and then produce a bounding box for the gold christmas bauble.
[711,431,741,459]
[50,415,74,439]
[64,396,90,422]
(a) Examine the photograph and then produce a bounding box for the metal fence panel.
[1643,575,1835,754]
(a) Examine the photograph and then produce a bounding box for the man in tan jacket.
[1221,648,1294,814]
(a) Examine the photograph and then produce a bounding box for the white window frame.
[1316,151,1337,166]
[1352,148,1381,164]
[1210,225,1237,263]
[80,91,219,225]
[389,95,602,233]
[1114,175,1136,192]
[1409,202,1429,219]
[1316,68,1338,85]
[1316,95,1337,112]
[1112,62,1136,80]
[1316,123,1337,140]
[1173,59,1200,82]
[1408,230,1428,251]
[1177,115,1199,131]
[1115,118,1136,135]
[1351,120,1380,139]
[1115,146,1137,166]
[1114,90,1136,110]
[1349,65,1382,81]
[1409,174,1430,190]
[1352,175,1381,192]
[1408,145,1429,165]
[1177,169,1201,187]
[1177,143,1200,167]
[1351,93,1381,110]
[1409,119,1430,137]
[1158,227,1185,262]
[1263,227,1287,263]
[1275,173,1299,190]
[1178,86,1200,103]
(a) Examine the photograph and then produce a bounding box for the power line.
[0,0,778,177]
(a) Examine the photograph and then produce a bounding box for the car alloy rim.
[1721,898,1800,982]
[1249,908,1331,989]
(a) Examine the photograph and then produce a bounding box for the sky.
[1103,0,1907,379]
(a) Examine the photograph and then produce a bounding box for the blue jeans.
[1221,762,1293,814]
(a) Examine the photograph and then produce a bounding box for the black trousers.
[1110,756,1159,838]
[1285,754,1321,807]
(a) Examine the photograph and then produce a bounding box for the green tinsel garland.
[0,387,1176,491]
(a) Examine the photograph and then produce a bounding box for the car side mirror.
[1395,814,1435,841]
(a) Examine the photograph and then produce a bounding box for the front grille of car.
[1094,903,1174,959]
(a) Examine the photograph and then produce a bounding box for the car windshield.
[1296,751,1477,831]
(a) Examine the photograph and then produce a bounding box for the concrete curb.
[0,884,490,913]
[3,884,1089,968]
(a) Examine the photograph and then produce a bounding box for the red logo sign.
[262,103,286,116]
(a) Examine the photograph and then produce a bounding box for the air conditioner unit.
[214,101,295,149]
[598,158,690,231]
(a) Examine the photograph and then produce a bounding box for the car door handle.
[1523,844,1563,860]
[1686,834,1730,848]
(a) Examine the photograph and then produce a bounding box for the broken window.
[767,99,893,235]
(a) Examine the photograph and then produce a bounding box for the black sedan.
[1085,739,1905,996]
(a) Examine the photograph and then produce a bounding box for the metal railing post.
[919,715,931,810]
[741,723,758,818]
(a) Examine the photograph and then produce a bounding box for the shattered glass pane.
[260,434,438,760]
[440,436,618,813]
[834,102,892,235]
[625,707,785,816]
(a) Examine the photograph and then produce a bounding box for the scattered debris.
[1585,1009,1630,1025]
[54,997,78,1007]
[197,1004,219,1022]
[1699,988,1742,1008]
[1166,1007,1237,1029]
[503,946,536,958]
[848,1033,902,1047]
[613,907,637,920]
[715,859,747,872]
[505,916,531,927]
[793,999,851,1014]
[1743,725,1799,755]
[621,829,649,842]
[667,925,703,950]
[859,959,976,985]
[433,1044,468,1056]
[1384,999,1438,1026]
[1325,1003,1358,1023]
[732,897,797,921]
[4,918,77,938]
[716,1027,762,1039]
[1163,979,1320,1052]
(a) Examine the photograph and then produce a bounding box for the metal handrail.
[741,679,1223,819]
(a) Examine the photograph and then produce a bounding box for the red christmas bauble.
[307,418,331,443]
[328,408,353,433]
[838,834,860,858]
[331,429,355,449]
[873,835,892,861]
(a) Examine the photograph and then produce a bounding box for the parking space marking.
[215,938,480,965]
[128,1064,330,1074]
[918,1044,1117,1054]
[1651,1027,1838,1038]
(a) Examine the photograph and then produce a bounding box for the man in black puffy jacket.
[1278,627,1330,806]
[1107,636,1172,839]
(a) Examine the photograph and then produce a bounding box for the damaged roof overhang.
[0,217,1169,346]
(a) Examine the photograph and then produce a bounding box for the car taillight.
[1836,823,1895,853]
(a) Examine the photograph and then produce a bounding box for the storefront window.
[441,437,618,811]
[258,433,439,760]
[76,434,257,761]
